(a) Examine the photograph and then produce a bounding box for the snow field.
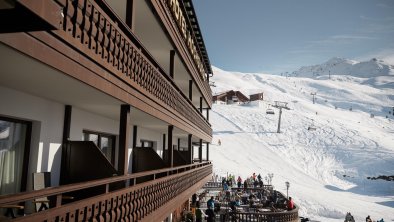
[209,65,394,221]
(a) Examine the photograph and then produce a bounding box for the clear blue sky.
[193,0,394,74]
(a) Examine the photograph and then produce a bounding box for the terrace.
[197,181,299,222]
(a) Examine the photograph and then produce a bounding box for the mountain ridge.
[292,57,394,78]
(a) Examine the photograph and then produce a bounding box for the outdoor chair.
[32,172,74,212]
[0,204,24,219]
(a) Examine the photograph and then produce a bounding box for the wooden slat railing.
[202,181,274,192]
[51,0,211,136]
[203,181,222,188]
[231,185,274,192]
[0,162,212,221]
[229,208,299,222]
[157,0,213,104]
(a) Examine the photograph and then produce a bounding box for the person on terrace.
[237,176,242,188]
[195,202,206,222]
[287,197,294,210]
[243,179,248,191]
[207,196,215,210]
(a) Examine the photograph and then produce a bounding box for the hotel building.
[0,0,213,221]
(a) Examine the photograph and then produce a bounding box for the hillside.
[209,65,394,221]
[290,57,394,89]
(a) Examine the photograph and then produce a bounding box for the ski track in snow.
[210,66,394,221]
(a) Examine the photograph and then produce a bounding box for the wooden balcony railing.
[158,0,213,104]
[49,0,211,136]
[0,162,212,221]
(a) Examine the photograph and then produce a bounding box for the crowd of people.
[220,173,266,190]
[217,172,295,213]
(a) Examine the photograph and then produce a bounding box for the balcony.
[153,0,213,105]
[1,0,212,140]
[0,162,212,221]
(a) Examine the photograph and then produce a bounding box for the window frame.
[0,115,32,193]
[82,130,116,165]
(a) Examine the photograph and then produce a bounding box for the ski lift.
[266,108,275,115]
[307,119,316,131]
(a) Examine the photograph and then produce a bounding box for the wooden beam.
[189,80,193,100]
[206,142,209,161]
[199,139,202,163]
[170,50,175,78]
[131,125,138,173]
[126,0,135,31]
[118,104,131,175]
[132,125,138,149]
[199,97,203,113]
[60,105,72,185]
[167,125,174,167]
[163,134,166,151]
[0,0,61,33]
[62,105,72,145]
[188,134,192,164]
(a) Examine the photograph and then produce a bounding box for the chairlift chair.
[266,108,275,115]
[307,120,317,131]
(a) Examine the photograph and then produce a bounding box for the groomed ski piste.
[209,58,394,221]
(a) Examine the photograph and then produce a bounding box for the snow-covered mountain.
[290,58,394,88]
[209,65,394,221]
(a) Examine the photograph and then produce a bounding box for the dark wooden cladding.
[0,163,212,222]
[52,0,211,137]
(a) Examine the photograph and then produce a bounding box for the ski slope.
[209,64,394,221]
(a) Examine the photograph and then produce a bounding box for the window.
[140,140,153,148]
[83,131,116,165]
[0,116,31,196]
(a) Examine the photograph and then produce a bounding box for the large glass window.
[0,117,31,196]
[83,131,116,165]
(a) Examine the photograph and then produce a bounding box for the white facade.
[0,85,176,188]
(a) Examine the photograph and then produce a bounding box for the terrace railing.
[229,208,299,222]
[0,162,212,221]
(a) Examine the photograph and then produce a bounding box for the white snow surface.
[210,65,394,221]
[291,57,394,89]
